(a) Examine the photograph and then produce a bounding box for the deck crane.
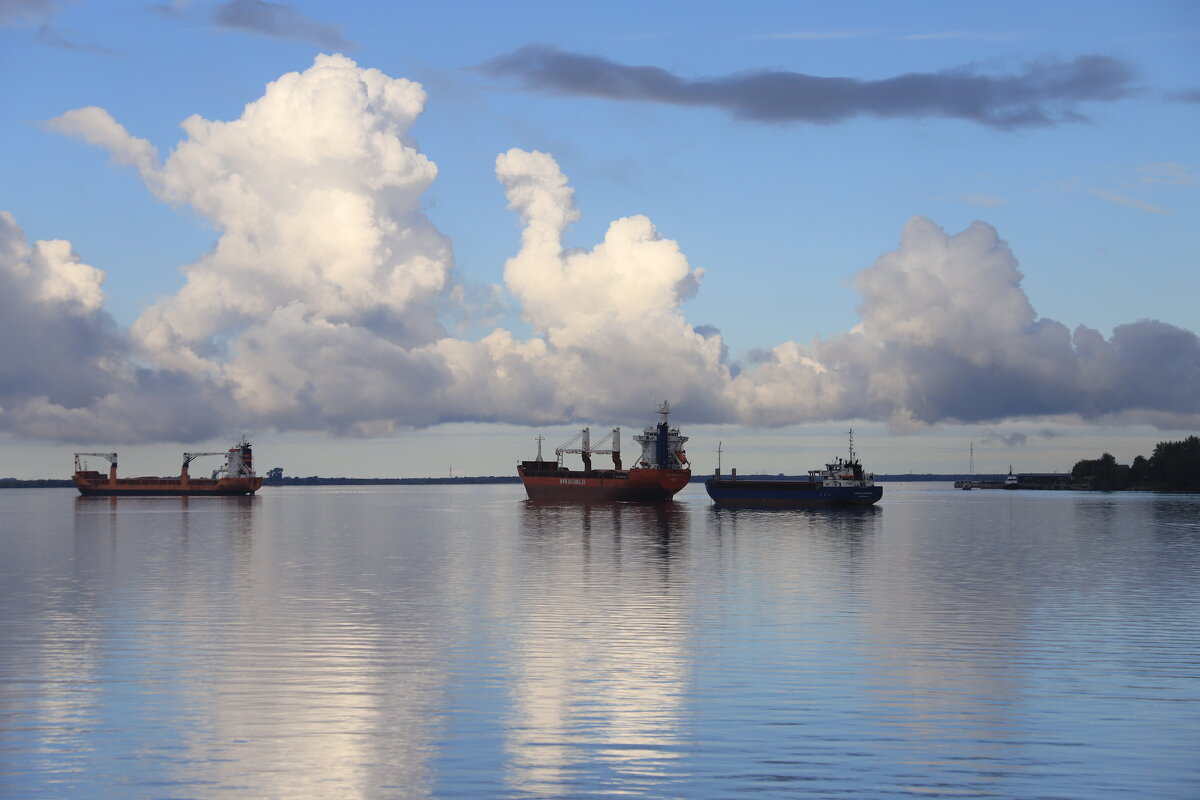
[556,427,622,472]
[182,451,227,481]
[74,452,118,481]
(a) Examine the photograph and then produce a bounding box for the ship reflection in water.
[511,499,691,791]
[1,484,1198,798]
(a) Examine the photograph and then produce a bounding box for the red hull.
[518,463,690,502]
[73,471,263,496]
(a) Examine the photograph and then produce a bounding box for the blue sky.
[1,1,1198,478]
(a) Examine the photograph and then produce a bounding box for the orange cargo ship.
[73,438,263,496]
[518,402,690,502]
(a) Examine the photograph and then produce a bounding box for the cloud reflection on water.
[507,501,691,795]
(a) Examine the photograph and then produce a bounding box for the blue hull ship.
[705,430,883,508]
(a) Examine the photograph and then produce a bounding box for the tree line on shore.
[1071,435,1200,491]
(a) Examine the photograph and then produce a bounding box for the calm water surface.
[1,483,1198,798]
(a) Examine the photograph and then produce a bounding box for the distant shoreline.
[4,474,1192,492]
[3,473,1018,489]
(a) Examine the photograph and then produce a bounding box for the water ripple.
[1,485,1198,798]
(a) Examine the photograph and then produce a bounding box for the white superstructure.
[634,401,689,470]
[811,429,875,488]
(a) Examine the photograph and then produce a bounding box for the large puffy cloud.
[48,54,457,433]
[731,216,1200,429]
[0,212,229,442]
[0,210,123,410]
[494,148,731,422]
[11,54,1198,445]
[137,54,447,363]
[38,48,736,438]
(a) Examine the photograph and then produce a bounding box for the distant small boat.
[1004,466,1019,489]
[705,430,883,508]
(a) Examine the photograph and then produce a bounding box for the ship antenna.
[717,440,723,472]
[848,428,855,462]
[535,435,544,462]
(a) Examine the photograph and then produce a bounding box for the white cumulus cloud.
[8,54,1196,446]
[48,54,457,430]
[731,216,1200,429]
[494,148,730,422]
[0,211,123,412]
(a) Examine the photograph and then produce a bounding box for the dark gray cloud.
[1171,88,1200,103]
[982,431,1029,447]
[149,3,185,19]
[36,23,118,55]
[478,45,1137,129]
[212,0,352,50]
[0,0,58,27]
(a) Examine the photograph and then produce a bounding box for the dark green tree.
[1148,436,1200,490]
[1072,452,1127,489]
[1130,455,1150,484]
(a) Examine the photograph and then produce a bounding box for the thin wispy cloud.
[211,0,352,49]
[1138,162,1195,185]
[754,29,876,41]
[960,193,1006,207]
[898,30,1035,43]
[36,23,118,55]
[477,46,1137,129]
[1090,189,1169,214]
[753,29,1031,43]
